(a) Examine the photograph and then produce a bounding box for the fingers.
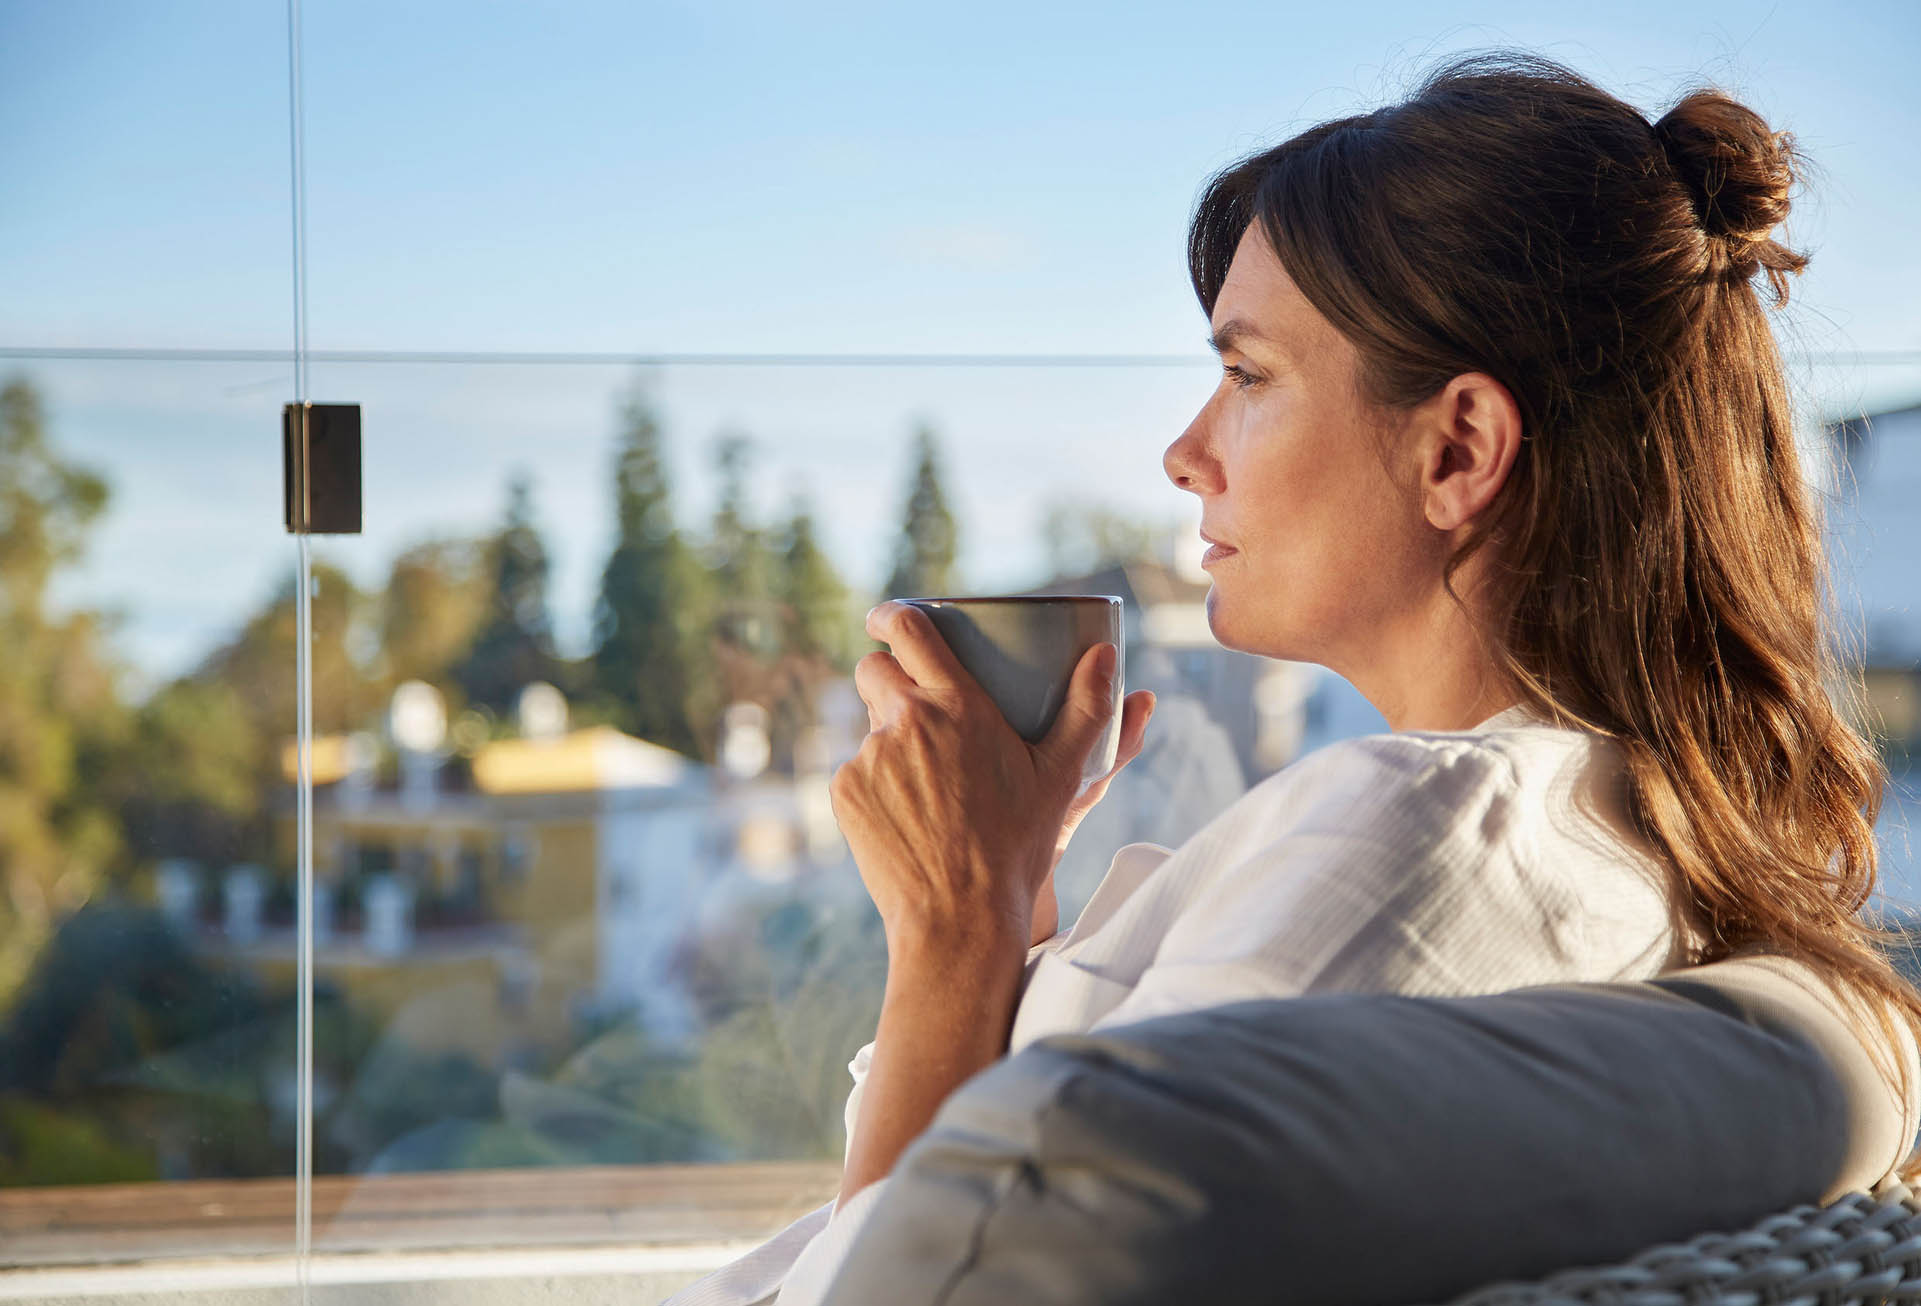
[853,649,919,729]
[1037,641,1119,779]
[1118,689,1156,765]
[866,601,970,692]
[1090,690,1157,785]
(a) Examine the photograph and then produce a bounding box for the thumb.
[1038,642,1118,781]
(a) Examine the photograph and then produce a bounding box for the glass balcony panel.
[0,360,300,1273]
[281,357,1252,1279]
[271,354,1921,1295]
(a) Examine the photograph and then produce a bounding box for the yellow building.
[256,725,710,1067]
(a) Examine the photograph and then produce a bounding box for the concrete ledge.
[0,1242,746,1304]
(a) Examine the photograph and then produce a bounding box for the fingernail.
[1098,642,1118,683]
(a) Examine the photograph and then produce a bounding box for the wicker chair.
[1446,1183,1921,1305]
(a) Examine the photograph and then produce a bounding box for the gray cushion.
[821,968,1870,1305]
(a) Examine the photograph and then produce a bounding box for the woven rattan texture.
[1444,1188,1921,1306]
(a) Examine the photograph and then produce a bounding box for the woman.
[669,50,1921,1305]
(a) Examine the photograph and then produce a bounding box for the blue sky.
[2,0,1918,680]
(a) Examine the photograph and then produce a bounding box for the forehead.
[1210,222,1321,357]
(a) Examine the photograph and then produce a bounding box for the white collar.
[1467,703,1538,732]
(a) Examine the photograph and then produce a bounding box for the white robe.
[666,705,1684,1305]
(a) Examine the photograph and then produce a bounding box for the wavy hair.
[1188,50,1921,1172]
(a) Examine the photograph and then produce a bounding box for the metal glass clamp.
[283,402,363,535]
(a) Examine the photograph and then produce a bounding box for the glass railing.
[4,4,1920,1295]
[286,356,1258,1198]
[0,359,299,1272]
[4,349,1918,1294]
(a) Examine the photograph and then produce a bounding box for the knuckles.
[827,760,861,808]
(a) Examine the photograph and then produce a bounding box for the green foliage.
[883,422,960,599]
[0,371,937,1184]
[453,474,562,712]
[773,493,854,669]
[1039,496,1172,577]
[0,379,109,616]
[0,903,265,1098]
[0,1096,157,1186]
[114,680,260,872]
[590,387,717,758]
[376,538,490,693]
[196,560,371,738]
[180,560,372,877]
[0,375,127,1005]
[706,431,779,656]
[0,900,305,1183]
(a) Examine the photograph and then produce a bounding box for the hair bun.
[1652,90,1809,304]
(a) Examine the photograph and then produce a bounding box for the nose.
[1163,404,1218,495]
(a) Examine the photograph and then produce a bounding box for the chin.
[1204,588,1311,661]
[1203,588,1258,654]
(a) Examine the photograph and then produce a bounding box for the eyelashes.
[1222,363,1261,389]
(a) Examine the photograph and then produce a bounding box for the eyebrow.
[1207,319,1278,357]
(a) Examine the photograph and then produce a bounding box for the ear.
[1415,372,1522,533]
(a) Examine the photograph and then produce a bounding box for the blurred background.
[1,0,1917,1280]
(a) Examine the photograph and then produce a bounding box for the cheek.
[1238,429,1408,631]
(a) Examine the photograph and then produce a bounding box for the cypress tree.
[706,431,779,660]
[773,491,852,669]
[882,422,960,599]
[590,390,714,759]
[453,473,560,713]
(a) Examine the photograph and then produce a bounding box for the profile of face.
[1162,222,1441,674]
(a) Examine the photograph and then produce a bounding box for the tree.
[114,679,260,874]
[1039,497,1172,577]
[882,422,960,599]
[0,902,276,1183]
[0,376,126,1004]
[195,561,370,738]
[182,560,371,877]
[705,431,779,660]
[376,538,490,694]
[772,492,853,669]
[452,474,561,713]
[590,389,715,759]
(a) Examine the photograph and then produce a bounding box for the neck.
[1338,567,1517,732]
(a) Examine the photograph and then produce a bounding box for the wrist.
[885,911,1030,975]
[1030,877,1060,947]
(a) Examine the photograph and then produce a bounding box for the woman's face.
[1162,222,1432,671]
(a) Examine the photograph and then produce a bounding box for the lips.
[1200,530,1236,569]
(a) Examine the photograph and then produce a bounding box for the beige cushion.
[1654,951,1921,1197]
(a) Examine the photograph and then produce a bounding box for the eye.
[1222,363,1260,389]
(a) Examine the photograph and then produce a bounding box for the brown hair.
[1189,50,1921,1174]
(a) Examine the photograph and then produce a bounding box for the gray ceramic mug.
[898,595,1123,786]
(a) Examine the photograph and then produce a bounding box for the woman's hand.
[828,600,1154,1206]
[1030,685,1157,941]
[830,601,1151,955]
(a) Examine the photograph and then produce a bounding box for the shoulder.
[1205,718,1620,871]
[1252,726,1524,829]
[1273,714,1614,800]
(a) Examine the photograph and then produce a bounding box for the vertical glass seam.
[285,0,314,1298]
